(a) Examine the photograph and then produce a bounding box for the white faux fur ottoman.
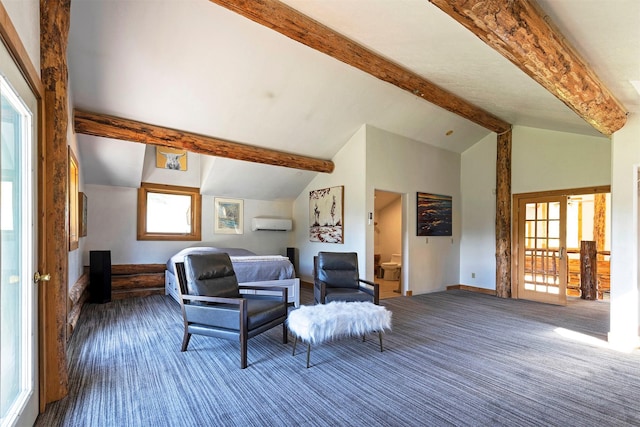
[287,301,392,368]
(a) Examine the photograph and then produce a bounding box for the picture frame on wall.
[214,198,243,234]
[155,147,187,171]
[309,185,344,243]
[79,192,88,237]
[417,192,452,236]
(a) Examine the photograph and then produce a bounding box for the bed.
[165,247,300,307]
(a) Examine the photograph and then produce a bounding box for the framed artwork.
[309,185,344,243]
[79,192,88,237]
[68,148,79,251]
[417,192,452,236]
[214,198,243,234]
[156,147,187,171]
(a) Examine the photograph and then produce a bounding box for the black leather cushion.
[184,253,240,298]
[245,298,287,330]
[317,252,359,289]
[324,288,372,303]
[184,298,285,331]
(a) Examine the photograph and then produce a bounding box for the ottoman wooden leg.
[292,336,298,356]
[378,331,384,352]
[306,343,311,368]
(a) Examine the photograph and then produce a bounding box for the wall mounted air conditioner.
[251,218,293,231]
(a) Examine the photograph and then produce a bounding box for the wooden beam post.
[580,240,598,300]
[73,109,335,174]
[208,0,510,133]
[593,193,606,259]
[428,0,627,136]
[40,0,71,404]
[496,129,512,298]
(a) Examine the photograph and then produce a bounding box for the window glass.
[137,182,201,240]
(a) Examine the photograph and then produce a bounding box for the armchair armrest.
[239,286,288,303]
[358,278,380,305]
[181,294,244,305]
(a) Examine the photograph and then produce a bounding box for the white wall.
[460,132,497,289]
[609,113,640,349]
[293,125,368,282]
[82,184,293,266]
[512,126,611,193]
[366,125,461,295]
[2,0,40,71]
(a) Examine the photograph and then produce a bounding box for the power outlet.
[471,272,476,278]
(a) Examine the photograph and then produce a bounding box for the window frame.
[137,182,201,241]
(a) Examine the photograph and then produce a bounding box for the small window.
[137,182,201,241]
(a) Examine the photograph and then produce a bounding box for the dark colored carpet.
[35,289,640,426]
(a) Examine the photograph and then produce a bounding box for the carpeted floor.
[35,288,640,427]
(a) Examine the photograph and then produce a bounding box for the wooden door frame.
[511,185,610,299]
[0,1,55,413]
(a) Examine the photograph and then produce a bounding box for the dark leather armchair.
[314,251,379,305]
[175,252,288,369]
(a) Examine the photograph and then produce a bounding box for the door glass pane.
[548,220,560,239]
[525,204,536,220]
[536,221,547,238]
[536,202,547,218]
[0,77,33,425]
[548,202,560,220]
[523,200,562,297]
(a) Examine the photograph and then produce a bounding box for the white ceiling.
[68,0,640,201]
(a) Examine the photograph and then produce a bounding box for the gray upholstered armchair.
[314,251,379,305]
[175,252,288,368]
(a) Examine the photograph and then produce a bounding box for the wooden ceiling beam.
[429,0,627,136]
[73,109,335,173]
[209,0,511,134]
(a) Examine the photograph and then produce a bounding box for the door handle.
[33,271,51,283]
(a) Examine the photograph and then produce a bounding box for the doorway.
[513,187,611,305]
[374,190,402,299]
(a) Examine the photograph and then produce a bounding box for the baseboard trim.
[447,284,496,296]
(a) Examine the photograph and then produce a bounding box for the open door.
[517,196,567,305]
[0,41,39,426]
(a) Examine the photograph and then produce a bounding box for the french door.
[0,40,39,427]
[517,195,567,305]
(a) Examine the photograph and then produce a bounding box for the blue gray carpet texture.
[36,289,640,426]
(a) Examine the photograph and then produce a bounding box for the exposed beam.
[208,0,511,134]
[40,0,71,404]
[495,130,512,298]
[429,0,627,136]
[73,110,335,174]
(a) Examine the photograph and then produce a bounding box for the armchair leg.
[240,335,248,369]
[282,322,288,344]
[181,332,191,352]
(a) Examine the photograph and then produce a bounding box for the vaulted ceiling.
[68,0,639,201]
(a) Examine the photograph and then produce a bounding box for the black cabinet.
[89,250,111,303]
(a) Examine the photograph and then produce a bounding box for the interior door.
[517,195,567,305]
[0,40,39,427]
